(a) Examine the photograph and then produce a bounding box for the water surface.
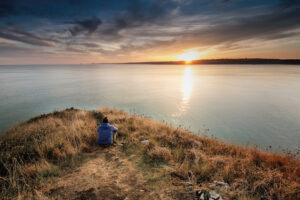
[1,64,300,151]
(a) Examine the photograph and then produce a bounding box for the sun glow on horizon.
[177,51,200,63]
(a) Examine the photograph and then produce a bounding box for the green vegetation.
[0,108,299,199]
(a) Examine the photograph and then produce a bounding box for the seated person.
[97,117,118,145]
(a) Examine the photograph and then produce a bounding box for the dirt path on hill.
[33,146,173,200]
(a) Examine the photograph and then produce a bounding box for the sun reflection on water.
[180,66,194,113]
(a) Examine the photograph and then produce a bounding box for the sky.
[0,0,300,64]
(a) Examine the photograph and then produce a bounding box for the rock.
[118,143,124,146]
[141,139,149,144]
[114,157,119,161]
[213,180,229,189]
[209,190,223,200]
[196,190,209,200]
[195,190,223,200]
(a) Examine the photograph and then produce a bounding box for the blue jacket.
[97,123,118,145]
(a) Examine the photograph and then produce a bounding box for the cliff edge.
[0,108,299,199]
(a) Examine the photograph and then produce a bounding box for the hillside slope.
[0,108,299,199]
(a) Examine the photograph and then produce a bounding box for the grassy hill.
[0,108,299,199]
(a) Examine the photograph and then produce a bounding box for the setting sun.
[177,51,200,63]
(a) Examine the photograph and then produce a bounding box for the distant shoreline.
[123,58,300,65]
[1,58,300,66]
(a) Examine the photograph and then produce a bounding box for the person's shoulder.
[108,124,116,128]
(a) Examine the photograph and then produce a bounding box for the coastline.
[0,108,299,199]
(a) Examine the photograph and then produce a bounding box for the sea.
[1,64,300,152]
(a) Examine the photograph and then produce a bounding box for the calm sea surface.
[0,64,300,151]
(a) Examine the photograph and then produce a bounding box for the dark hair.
[103,117,108,123]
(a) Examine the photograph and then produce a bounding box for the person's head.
[102,117,108,123]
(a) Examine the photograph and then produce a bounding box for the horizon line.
[1,58,300,66]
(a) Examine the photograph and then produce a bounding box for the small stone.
[114,157,119,161]
[196,190,209,200]
[141,139,149,144]
[209,190,223,200]
[118,143,124,146]
[199,193,204,200]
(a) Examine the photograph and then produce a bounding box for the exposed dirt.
[33,146,174,200]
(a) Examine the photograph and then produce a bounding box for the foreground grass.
[0,108,299,199]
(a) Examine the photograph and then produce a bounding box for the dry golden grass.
[0,108,101,198]
[102,108,300,200]
[146,145,172,162]
[0,107,299,199]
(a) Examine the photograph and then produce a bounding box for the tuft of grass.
[39,164,60,178]
[146,145,172,163]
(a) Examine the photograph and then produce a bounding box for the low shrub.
[146,146,172,163]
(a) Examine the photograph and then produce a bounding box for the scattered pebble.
[196,190,223,200]
[196,190,209,200]
[141,139,149,144]
[209,190,223,200]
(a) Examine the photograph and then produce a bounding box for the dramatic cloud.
[0,26,56,46]
[68,17,102,36]
[180,1,300,46]
[0,0,299,64]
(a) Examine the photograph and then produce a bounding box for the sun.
[178,51,200,63]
